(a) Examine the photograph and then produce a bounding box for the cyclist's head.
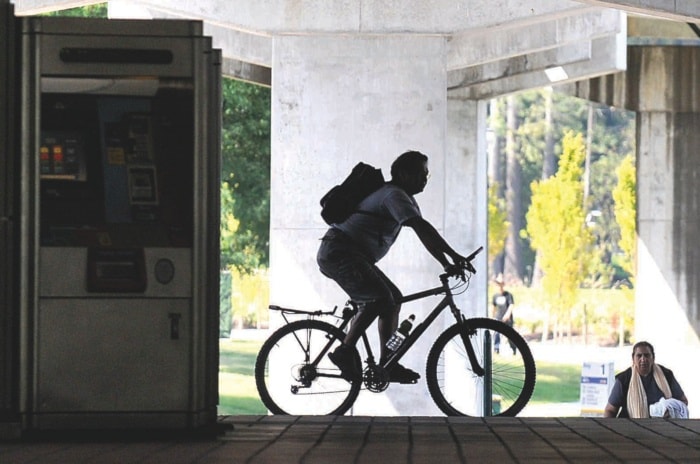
[391,150,429,195]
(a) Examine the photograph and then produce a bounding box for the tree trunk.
[541,309,550,343]
[504,95,524,282]
[584,103,594,204]
[488,99,506,276]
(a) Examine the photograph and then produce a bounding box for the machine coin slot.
[86,247,147,293]
[168,312,181,340]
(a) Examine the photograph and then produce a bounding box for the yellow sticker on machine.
[107,147,125,165]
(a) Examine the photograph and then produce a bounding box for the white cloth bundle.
[649,398,689,419]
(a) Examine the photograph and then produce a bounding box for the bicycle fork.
[456,316,486,377]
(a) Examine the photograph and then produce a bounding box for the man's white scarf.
[627,364,671,418]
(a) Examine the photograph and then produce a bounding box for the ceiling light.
[545,66,568,82]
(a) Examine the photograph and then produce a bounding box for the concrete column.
[445,95,489,319]
[632,47,700,413]
[270,34,488,415]
[570,45,700,416]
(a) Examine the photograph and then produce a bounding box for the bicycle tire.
[255,319,362,415]
[426,318,536,417]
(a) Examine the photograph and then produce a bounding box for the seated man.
[317,150,466,383]
[604,341,688,418]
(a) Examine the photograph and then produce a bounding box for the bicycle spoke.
[255,320,361,415]
[426,319,536,417]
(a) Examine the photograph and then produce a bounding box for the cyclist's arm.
[403,216,464,268]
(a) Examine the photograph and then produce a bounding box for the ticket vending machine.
[18,17,221,430]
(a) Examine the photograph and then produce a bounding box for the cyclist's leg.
[318,238,390,378]
[318,237,398,349]
[318,238,418,380]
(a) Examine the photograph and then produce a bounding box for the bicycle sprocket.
[363,365,390,392]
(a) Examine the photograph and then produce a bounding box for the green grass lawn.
[219,338,267,415]
[529,360,581,404]
[218,337,582,414]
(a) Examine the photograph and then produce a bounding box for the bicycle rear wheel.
[426,318,536,417]
[255,319,361,415]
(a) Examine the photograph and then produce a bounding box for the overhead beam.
[448,33,626,100]
[448,41,592,89]
[201,22,271,69]
[53,0,596,35]
[447,7,623,69]
[576,0,700,22]
[221,58,270,87]
[108,1,272,69]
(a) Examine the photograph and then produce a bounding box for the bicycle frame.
[269,246,486,382]
[361,271,485,377]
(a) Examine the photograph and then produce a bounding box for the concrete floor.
[2,415,700,463]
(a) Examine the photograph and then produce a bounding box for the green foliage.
[219,269,269,335]
[526,132,594,328]
[612,155,636,277]
[42,3,107,17]
[221,182,262,272]
[488,91,635,286]
[509,286,634,345]
[488,183,509,266]
[221,78,271,271]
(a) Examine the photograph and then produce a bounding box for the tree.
[221,182,261,271]
[611,154,636,345]
[220,78,271,272]
[43,3,107,17]
[504,95,526,281]
[488,89,635,287]
[526,132,594,341]
[488,183,509,271]
[612,154,636,278]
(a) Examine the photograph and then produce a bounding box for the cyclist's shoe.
[387,363,420,384]
[329,344,362,381]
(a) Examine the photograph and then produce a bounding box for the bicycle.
[254,246,536,416]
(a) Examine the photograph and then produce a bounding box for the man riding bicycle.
[317,150,468,383]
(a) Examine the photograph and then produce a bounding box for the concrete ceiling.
[10,0,700,97]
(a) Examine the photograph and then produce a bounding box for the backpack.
[320,162,385,225]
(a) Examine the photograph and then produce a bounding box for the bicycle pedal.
[392,378,419,385]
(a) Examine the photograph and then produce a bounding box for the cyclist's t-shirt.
[334,183,420,262]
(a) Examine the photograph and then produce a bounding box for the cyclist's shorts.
[317,228,401,317]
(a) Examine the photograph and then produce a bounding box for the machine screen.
[40,88,194,248]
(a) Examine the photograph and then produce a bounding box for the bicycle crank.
[363,365,390,392]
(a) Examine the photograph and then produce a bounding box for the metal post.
[483,330,492,416]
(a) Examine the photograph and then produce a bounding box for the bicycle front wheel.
[426,318,536,417]
[255,319,361,415]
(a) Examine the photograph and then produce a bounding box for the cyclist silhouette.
[317,150,467,382]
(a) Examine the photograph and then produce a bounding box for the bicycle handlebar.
[443,246,484,280]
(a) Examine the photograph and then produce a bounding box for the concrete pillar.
[269,34,485,414]
[572,46,700,415]
[631,47,700,413]
[445,95,489,318]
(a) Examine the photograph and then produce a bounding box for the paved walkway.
[3,415,700,463]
